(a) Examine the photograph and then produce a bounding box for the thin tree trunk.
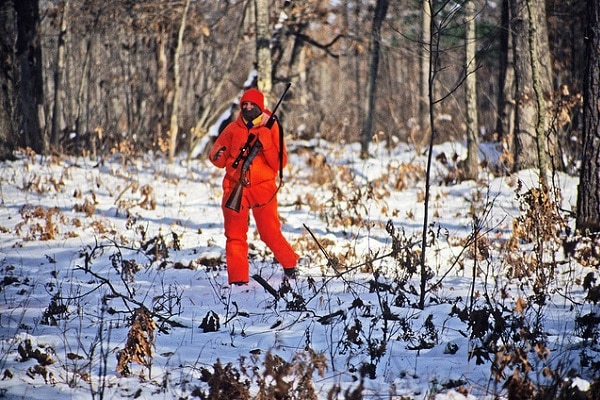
[497,0,515,168]
[168,0,191,163]
[75,36,92,155]
[532,0,557,171]
[255,0,272,94]
[51,0,69,149]
[282,6,308,110]
[576,0,600,233]
[0,0,17,159]
[525,0,548,186]
[510,0,537,170]
[360,0,389,158]
[419,0,431,134]
[156,31,168,153]
[419,0,439,310]
[0,0,45,157]
[354,0,362,134]
[463,0,479,180]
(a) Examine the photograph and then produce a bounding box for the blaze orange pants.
[222,178,299,284]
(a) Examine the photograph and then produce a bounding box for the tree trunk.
[509,0,554,172]
[419,0,431,134]
[156,31,168,153]
[360,0,389,158]
[510,0,537,170]
[576,0,600,234]
[463,0,479,180]
[354,0,362,138]
[51,0,69,149]
[0,0,45,159]
[75,36,92,156]
[496,0,515,168]
[525,0,549,186]
[168,0,190,163]
[418,0,438,310]
[0,0,17,159]
[255,0,272,94]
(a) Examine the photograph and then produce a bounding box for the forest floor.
[0,139,598,399]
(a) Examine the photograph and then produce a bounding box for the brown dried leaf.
[515,297,527,314]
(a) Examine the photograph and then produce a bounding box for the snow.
[0,139,596,399]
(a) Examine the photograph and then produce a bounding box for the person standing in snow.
[208,88,299,285]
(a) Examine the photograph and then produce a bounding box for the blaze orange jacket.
[209,110,287,187]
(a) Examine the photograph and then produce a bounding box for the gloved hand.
[211,146,227,162]
[258,128,275,151]
[257,125,280,171]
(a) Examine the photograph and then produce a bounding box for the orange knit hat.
[240,89,265,112]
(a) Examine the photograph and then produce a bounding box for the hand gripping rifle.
[231,133,255,169]
[225,83,292,213]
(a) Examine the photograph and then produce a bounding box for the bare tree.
[509,0,554,172]
[168,0,191,163]
[50,0,69,149]
[496,0,515,167]
[525,0,549,186]
[0,0,45,159]
[255,0,272,94]
[576,0,600,234]
[189,2,250,158]
[419,0,432,137]
[463,0,479,180]
[0,0,17,159]
[360,0,389,158]
[417,1,473,309]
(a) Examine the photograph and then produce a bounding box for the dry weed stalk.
[116,307,156,377]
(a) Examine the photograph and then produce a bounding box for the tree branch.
[287,30,345,58]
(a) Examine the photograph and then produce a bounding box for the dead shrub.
[504,183,568,295]
[388,162,425,191]
[192,349,328,400]
[116,307,156,377]
[195,359,251,400]
[15,205,64,241]
[41,292,69,326]
[73,197,96,217]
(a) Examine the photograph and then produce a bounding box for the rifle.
[231,133,255,169]
[225,139,262,212]
[266,82,292,182]
[225,83,291,213]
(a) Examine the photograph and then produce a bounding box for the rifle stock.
[225,181,244,212]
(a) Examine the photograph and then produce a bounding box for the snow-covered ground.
[0,139,597,399]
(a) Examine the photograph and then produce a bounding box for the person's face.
[242,102,257,112]
[241,102,261,121]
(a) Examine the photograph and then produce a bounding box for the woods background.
[0,0,591,173]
